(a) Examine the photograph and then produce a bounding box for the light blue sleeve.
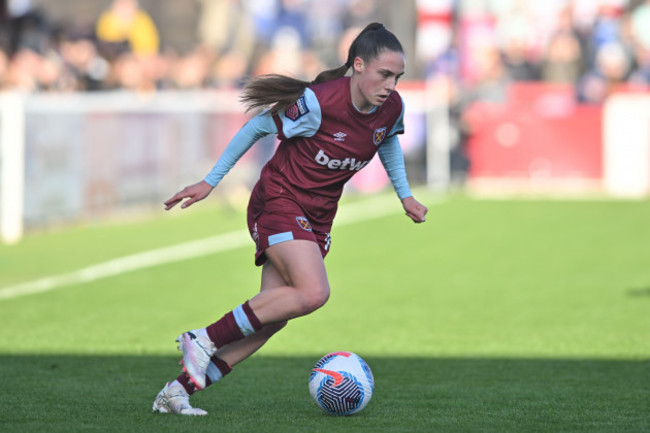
[388,96,405,137]
[377,135,412,200]
[275,88,321,138]
[203,111,278,187]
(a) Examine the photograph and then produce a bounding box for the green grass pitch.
[0,192,648,432]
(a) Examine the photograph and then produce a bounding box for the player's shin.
[178,300,261,389]
[177,356,233,395]
[205,300,263,347]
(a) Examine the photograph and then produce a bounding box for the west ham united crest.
[373,127,387,146]
[296,216,312,232]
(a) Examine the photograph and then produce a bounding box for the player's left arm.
[377,135,428,223]
[402,195,428,223]
[165,111,277,210]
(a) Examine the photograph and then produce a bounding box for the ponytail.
[240,22,402,113]
[240,74,313,114]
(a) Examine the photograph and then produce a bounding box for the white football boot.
[152,380,207,416]
[176,329,216,390]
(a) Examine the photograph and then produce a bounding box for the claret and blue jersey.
[204,76,412,228]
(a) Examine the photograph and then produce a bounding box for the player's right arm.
[164,111,278,210]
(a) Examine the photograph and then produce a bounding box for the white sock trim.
[233,304,255,336]
[206,361,223,384]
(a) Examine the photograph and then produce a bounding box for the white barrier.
[0,88,432,244]
[603,93,650,198]
[0,93,26,244]
[0,90,251,244]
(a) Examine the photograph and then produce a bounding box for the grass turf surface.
[1,193,649,432]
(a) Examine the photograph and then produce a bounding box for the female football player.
[153,22,428,415]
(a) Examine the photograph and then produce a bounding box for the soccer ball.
[308,351,374,415]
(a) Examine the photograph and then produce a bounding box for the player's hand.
[164,181,214,210]
[402,196,428,223]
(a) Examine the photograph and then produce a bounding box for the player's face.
[351,49,405,112]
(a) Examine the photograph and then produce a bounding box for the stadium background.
[1,0,649,242]
[0,2,649,431]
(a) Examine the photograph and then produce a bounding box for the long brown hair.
[240,23,404,113]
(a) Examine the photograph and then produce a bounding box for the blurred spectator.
[495,6,541,81]
[4,47,40,91]
[1,0,649,101]
[465,43,511,104]
[109,49,170,92]
[0,48,8,88]
[541,4,586,84]
[108,52,144,91]
[207,50,249,89]
[95,0,159,60]
[500,35,541,82]
[35,50,65,91]
[247,0,279,42]
[541,30,584,83]
[59,35,110,91]
[577,41,632,103]
[253,25,323,80]
[196,0,255,62]
[628,44,650,86]
[171,45,213,89]
[631,0,650,49]
[275,0,310,48]
[456,41,510,181]
[585,3,627,68]
[305,0,346,66]
[414,0,453,78]
[5,0,49,55]
[342,0,380,29]
[337,25,362,65]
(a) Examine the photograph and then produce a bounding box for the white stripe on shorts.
[268,231,294,246]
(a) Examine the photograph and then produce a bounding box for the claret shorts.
[247,196,332,266]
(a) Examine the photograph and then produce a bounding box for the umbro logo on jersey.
[333,132,347,141]
[315,149,370,171]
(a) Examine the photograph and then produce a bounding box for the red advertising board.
[464,83,602,182]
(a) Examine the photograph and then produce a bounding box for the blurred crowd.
[0,0,649,105]
[431,0,650,105]
[0,0,394,93]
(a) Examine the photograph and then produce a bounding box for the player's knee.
[299,284,330,314]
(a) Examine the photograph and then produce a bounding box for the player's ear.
[353,56,364,73]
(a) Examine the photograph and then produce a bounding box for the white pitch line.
[0,229,250,301]
[0,193,442,301]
